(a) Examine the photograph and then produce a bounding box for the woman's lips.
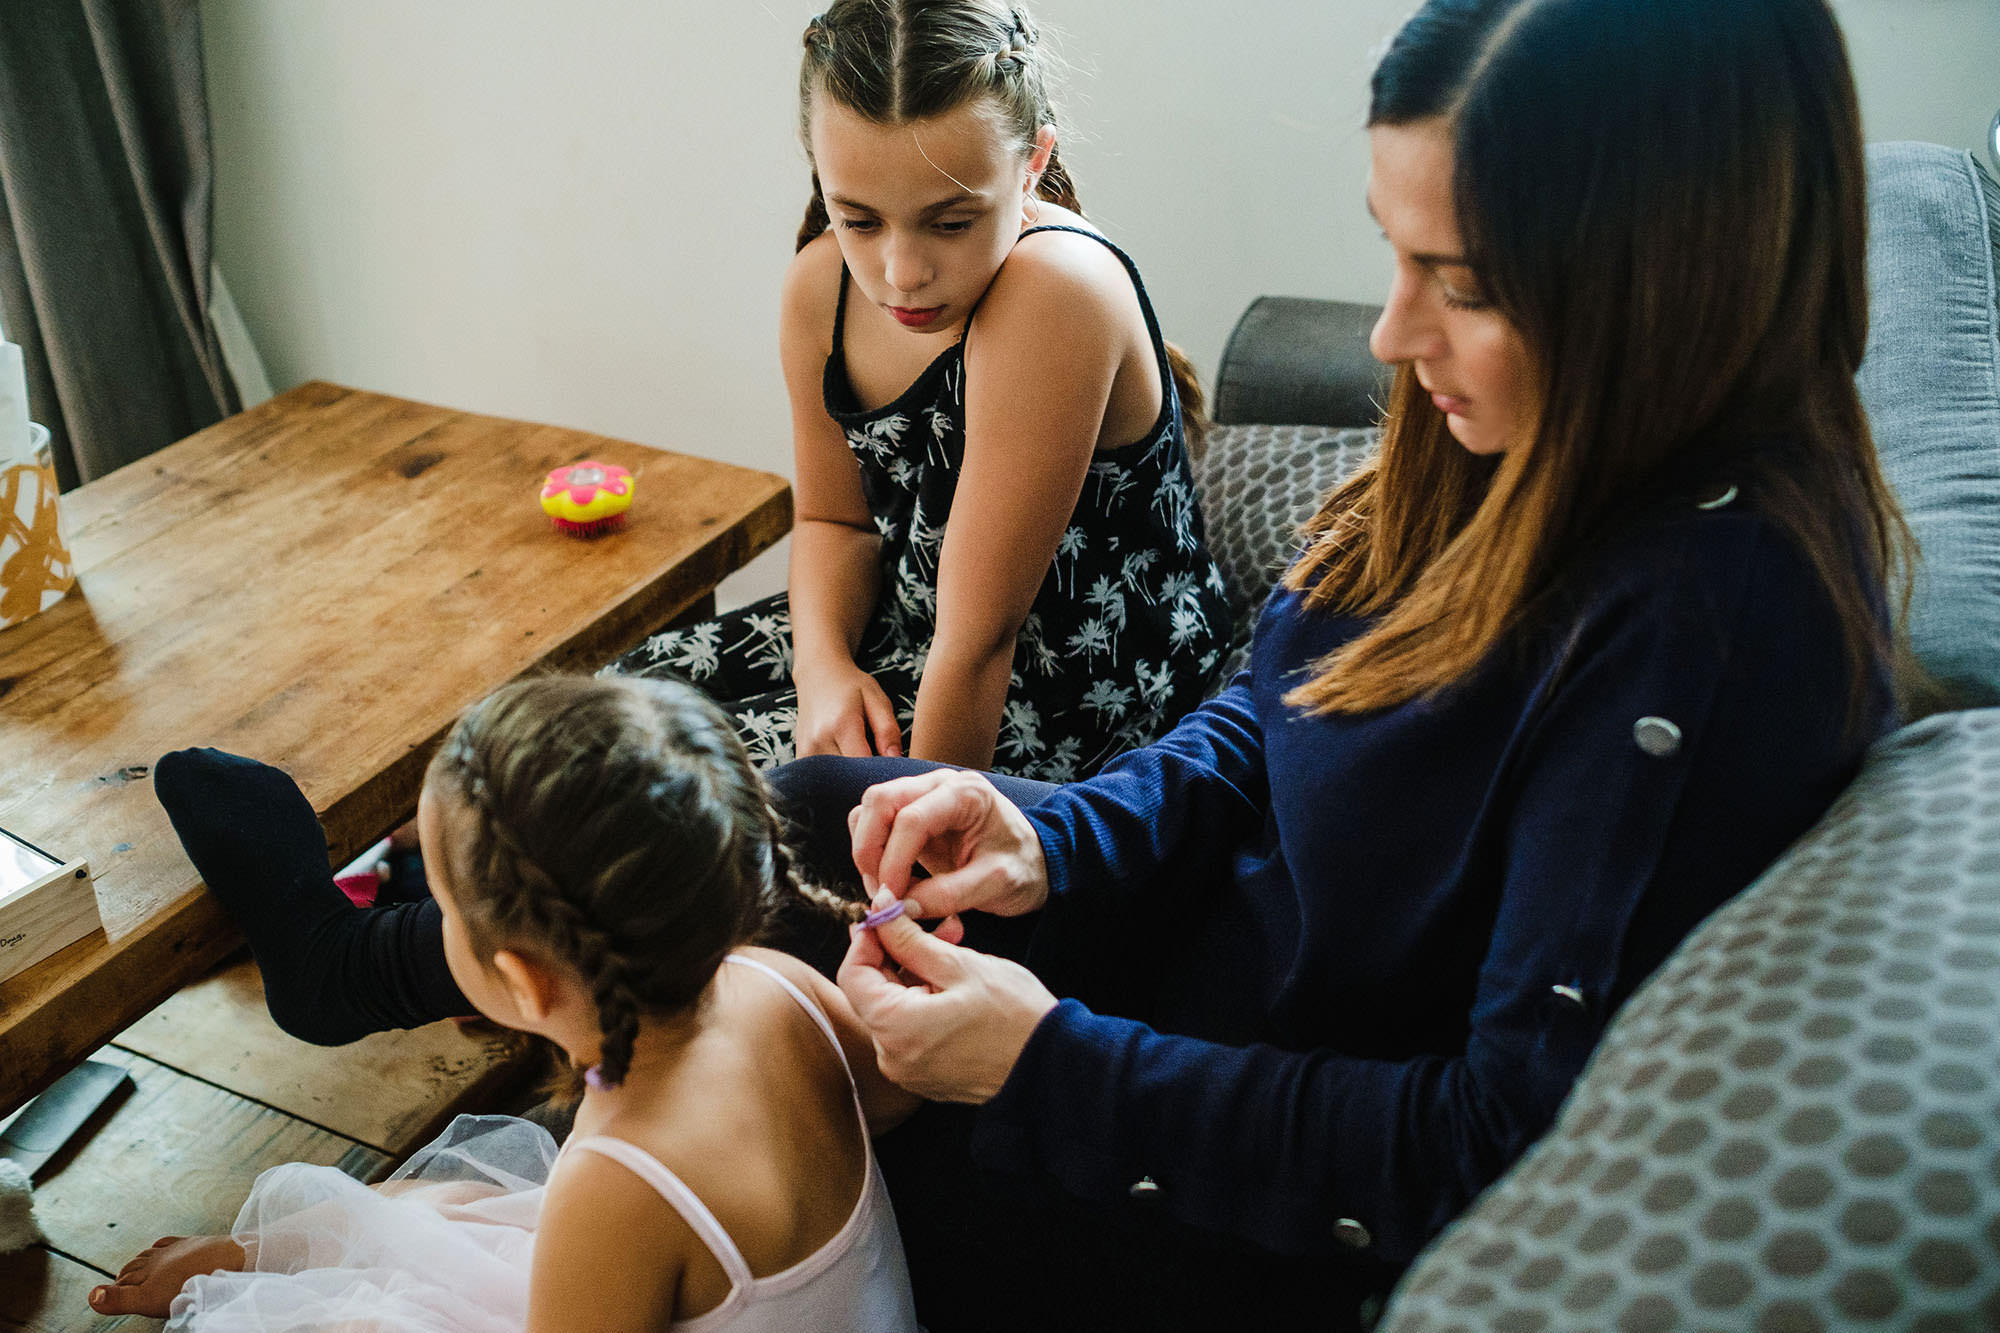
[1430,391,1470,416]
[890,305,943,328]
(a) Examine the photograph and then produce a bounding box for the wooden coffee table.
[0,382,790,1113]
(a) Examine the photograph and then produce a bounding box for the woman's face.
[1367,119,1535,456]
[810,96,1053,338]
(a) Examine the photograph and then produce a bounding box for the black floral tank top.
[822,224,1229,781]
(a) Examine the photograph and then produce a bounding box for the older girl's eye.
[935,218,975,234]
[838,218,880,234]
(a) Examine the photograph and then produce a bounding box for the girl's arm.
[527,1150,687,1333]
[781,237,903,759]
[911,234,1139,768]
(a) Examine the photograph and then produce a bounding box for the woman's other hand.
[837,904,1057,1103]
[848,768,1050,916]
[794,659,904,759]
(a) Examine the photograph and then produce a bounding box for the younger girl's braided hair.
[795,0,1209,456]
[424,675,808,1089]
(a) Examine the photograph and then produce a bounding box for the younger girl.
[613,0,1229,780]
[92,677,920,1330]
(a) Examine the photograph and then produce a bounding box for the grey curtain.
[0,0,238,492]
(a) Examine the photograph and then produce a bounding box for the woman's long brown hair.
[794,0,1207,455]
[1284,0,1910,733]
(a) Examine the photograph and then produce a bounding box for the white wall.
[201,0,2000,605]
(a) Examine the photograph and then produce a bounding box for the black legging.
[152,748,1056,1044]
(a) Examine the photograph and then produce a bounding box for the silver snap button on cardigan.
[1633,716,1683,757]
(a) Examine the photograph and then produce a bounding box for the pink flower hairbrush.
[540,460,634,537]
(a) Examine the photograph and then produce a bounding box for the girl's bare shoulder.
[529,1145,688,1331]
[984,214,1139,335]
[780,232,846,370]
[782,233,846,321]
[736,945,850,1028]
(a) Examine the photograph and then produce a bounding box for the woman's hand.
[837,905,1057,1103]
[848,768,1051,916]
[794,658,904,759]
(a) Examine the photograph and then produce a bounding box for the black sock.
[153,747,470,1044]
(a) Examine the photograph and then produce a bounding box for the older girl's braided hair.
[425,675,823,1089]
[795,0,1209,456]
[797,1,1076,248]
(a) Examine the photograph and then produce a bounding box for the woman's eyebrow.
[1365,193,1472,269]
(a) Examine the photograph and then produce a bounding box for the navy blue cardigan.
[970,496,1888,1296]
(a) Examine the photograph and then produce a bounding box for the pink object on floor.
[333,873,379,909]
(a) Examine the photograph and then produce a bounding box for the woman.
[783,0,1909,1327]
[616,0,1226,778]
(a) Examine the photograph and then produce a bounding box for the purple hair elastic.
[583,1064,608,1091]
[862,898,907,930]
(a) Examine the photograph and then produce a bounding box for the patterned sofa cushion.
[1190,422,1378,684]
[1381,708,2000,1332]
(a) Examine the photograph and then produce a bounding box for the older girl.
[613,0,1227,780]
[787,0,1910,1327]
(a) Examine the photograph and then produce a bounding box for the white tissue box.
[0,826,99,985]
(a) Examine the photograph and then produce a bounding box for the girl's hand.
[837,903,1057,1104]
[794,659,904,759]
[847,769,1050,917]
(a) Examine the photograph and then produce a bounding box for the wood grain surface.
[18,1048,392,1277]
[0,1244,154,1331]
[0,383,789,1113]
[115,955,534,1156]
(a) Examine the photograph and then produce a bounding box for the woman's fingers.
[835,909,1059,1103]
[838,915,934,1022]
[850,769,959,890]
[875,780,982,899]
[898,861,1009,922]
[869,908,968,990]
[849,768,1047,916]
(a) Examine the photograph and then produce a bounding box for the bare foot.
[88,1234,248,1318]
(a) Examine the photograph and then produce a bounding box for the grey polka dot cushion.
[1191,423,1378,684]
[1383,707,2000,1332]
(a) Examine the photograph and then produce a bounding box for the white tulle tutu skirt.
[167,1115,557,1331]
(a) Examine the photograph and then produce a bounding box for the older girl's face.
[810,96,1054,338]
[1367,119,1535,456]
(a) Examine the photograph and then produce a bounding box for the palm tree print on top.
[607,226,1227,780]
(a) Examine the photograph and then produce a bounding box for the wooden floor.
[2,955,535,1331]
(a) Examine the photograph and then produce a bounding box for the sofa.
[1185,141,2000,1329]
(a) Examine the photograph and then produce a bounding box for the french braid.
[793,1,1207,453]
[427,676,789,1090]
[795,1,1073,253]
